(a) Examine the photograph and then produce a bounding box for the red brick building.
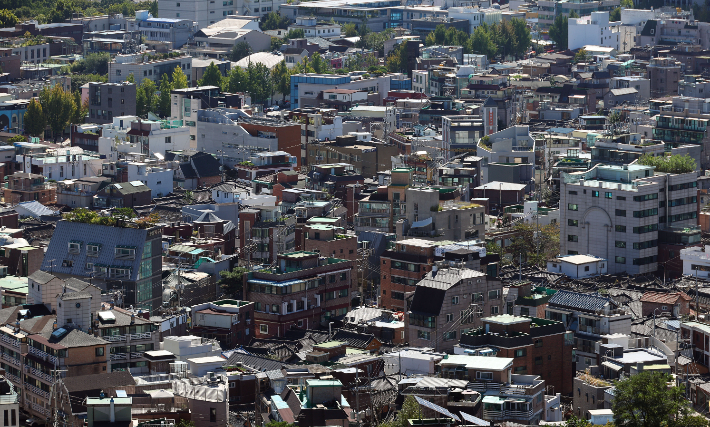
[459,314,574,396]
[190,300,255,349]
[244,251,354,338]
[3,172,56,204]
[380,239,436,311]
[240,120,301,168]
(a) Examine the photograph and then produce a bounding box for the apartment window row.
[391,276,418,286]
[633,193,658,202]
[615,209,626,217]
[668,181,697,191]
[568,235,578,242]
[591,191,613,199]
[668,196,697,207]
[248,280,318,295]
[633,239,658,250]
[633,208,658,218]
[568,219,578,227]
[663,211,698,223]
[410,313,435,328]
[615,225,626,232]
[633,224,658,234]
[633,255,658,266]
[391,261,420,272]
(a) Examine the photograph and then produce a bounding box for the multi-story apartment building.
[26,150,104,182]
[536,0,619,29]
[245,251,353,338]
[127,118,192,157]
[404,186,486,241]
[124,161,174,198]
[108,53,192,85]
[406,266,503,353]
[476,126,535,185]
[652,96,710,168]
[591,135,665,166]
[94,306,158,373]
[56,177,112,209]
[196,109,301,168]
[380,238,437,311]
[0,375,18,427]
[568,12,619,51]
[546,290,632,371]
[306,163,364,204]
[238,205,296,264]
[306,133,399,179]
[355,168,412,233]
[287,16,341,39]
[457,314,575,396]
[438,354,547,424]
[678,75,710,98]
[136,11,197,48]
[190,300,254,349]
[560,163,698,275]
[40,220,164,312]
[3,173,55,205]
[300,223,358,262]
[647,57,681,97]
[442,115,485,158]
[87,82,137,124]
[289,72,392,109]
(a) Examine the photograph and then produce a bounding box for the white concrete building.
[162,335,223,363]
[680,245,710,279]
[448,6,502,33]
[383,348,445,376]
[125,161,173,198]
[127,119,192,157]
[568,12,619,51]
[108,53,192,85]
[547,254,608,278]
[287,17,341,39]
[28,149,104,181]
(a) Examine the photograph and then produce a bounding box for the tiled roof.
[29,270,57,285]
[640,291,691,305]
[331,329,376,349]
[548,290,615,313]
[224,351,284,372]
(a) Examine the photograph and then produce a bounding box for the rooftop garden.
[637,153,696,174]
[63,208,160,229]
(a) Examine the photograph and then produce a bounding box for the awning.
[482,396,505,404]
[411,216,433,228]
[602,361,622,371]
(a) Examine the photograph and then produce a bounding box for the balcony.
[0,335,19,349]
[26,384,50,399]
[30,402,49,417]
[1,353,19,367]
[28,346,58,364]
[103,332,152,342]
[5,373,19,385]
[29,366,53,383]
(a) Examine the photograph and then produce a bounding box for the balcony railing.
[31,402,49,416]
[5,373,19,384]
[1,353,19,367]
[30,367,54,383]
[28,346,58,364]
[103,332,152,342]
[1,335,19,349]
[469,381,502,392]
[26,384,50,399]
[482,408,532,420]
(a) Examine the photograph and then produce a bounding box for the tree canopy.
[199,62,224,87]
[230,41,252,62]
[219,267,249,299]
[637,154,697,174]
[423,20,531,60]
[259,12,290,31]
[39,84,73,141]
[549,14,569,49]
[24,98,46,138]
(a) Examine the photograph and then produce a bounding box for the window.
[633,240,658,250]
[260,324,268,334]
[615,209,626,217]
[605,192,612,199]
[520,307,529,316]
[615,256,626,264]
[615,241,626,248]
[615,225,626,232]
[491,306,499,315]
[568,235,578,242]
[514,349,527,357]
[488,290,500,300]
[472,292,484,302]
[592,191,599,197]
[210,408,216,423]
[417,330,431,340]
[514,366,527,374]
[446,313,454,322]
[443,331,457,341]
[96,347,105,357]
[633,208,658,218]
[477,371,493,380]
[568,204,579,211]
[68,241,81,253]
[568,219,579,227]
[451,296,459,305]
[535,356,543,365]
[568,190,578,195]
[535,339,543,347]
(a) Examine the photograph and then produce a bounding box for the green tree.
[272,60,291,102]
[356,28,394,55]
[270,37,284,51]
[569,10,580,18]
[39,85,74,141]
[507,222,560,267]
[620,0,634,8]
[70,90,87,125]
[199,61,224,87]
[284,28,305,41]
[230,41,252,62]
[386,40,408,74]
[549,14,569,49]
[310,53,328,74]
[158,73,172,117]
[510,18,531,58]
[7,135,26,143]
[127,73,135,83]
[49,0,76,23]
[176,420,195,427]
[342,22,358,37]
[171,66,189,89]
[565,417,592,427]
[0,9,18,27]
[638,153,697,174]
[136,78,157,117]
[219,266,249,298]
[66,52,110,75]
[264,422,291,427]
[69,74,107,93]
[23,98,46,138]
[379,396,422,427]
[259,11,289,31]
[470,24,497,59]
[612,371,696,427]
[574,48,592,63]
[610,7,621,22]
[227,66,249,93]
[247,61,272,104]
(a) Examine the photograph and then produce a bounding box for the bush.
[638,153,696,174]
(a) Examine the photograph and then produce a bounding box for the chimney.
[109,397,115,423]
